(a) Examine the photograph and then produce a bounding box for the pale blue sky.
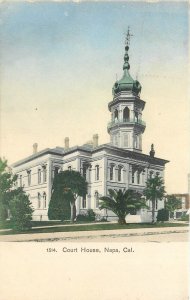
[0,1,189,193]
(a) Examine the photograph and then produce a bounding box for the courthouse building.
[12,35,169,222]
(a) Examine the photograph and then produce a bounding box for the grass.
[0,220,97,230]
[0,221,188,236]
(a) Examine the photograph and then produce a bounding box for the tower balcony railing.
[107,118,146,129]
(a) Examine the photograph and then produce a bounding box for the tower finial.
[125,26,133,47]
[123,27,133,71]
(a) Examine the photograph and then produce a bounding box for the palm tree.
[143,176,166,223]
[99,189,147,225]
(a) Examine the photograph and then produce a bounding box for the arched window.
[43,192,47,209]
[118,166,123,182]
[38,193,41,209]
[114,109,118,121]
[123,107,130,121]
[95,165,99,181]
[68,166,72,171]
[95,191,99,208]
[38,169,42,184]
[110,164,114,181]
[149,171,153,179]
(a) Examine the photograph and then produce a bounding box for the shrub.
[10,193,34,231]
[157,208,169,222]
[86,209,96,221]
[180,214,189,222]
[76,214,88,222]
[76,209,96,222]
[0,202,8,221]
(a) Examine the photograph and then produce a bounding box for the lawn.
[0,221,188,236]
[0,220,97,230]
[0,220,64,230]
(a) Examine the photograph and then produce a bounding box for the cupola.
[112,29,141,96]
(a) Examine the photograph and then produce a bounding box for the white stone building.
[12,34,169,222]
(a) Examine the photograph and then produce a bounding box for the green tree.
[10,192,34,230]
[99,189,147,225]
[0,157,34,230]
[165,195,181,219]
[48,170,87,223]
[48,174,71,221]
[0,158,17,221]
[143,176,166,223]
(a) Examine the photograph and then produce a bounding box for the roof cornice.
[12,143,169,168]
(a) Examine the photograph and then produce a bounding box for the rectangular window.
[83,167,87,180]
[95,165,99,181]
[43,166,47,183]
[123,133,128,147]
[38,193,41,209]
[43,193,47,209]
[115,135,118,147]
[82,196,87,209]
[38,169,41,184]
[110,165,114,181]
[137,171,140,184]
[132,172,134,184]
[53,167,59,179]
[27,171,31,186]
[95,191,99,208]
[54,167,59,176]
[20,175,22,187]
[118,166,122,182]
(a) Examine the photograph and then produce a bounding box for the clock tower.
[108,28,146,152]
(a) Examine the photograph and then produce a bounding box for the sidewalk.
[0,226,188,242]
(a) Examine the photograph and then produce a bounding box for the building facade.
[12,33,169,222]
[171,194,190,219]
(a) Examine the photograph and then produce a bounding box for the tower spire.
[112,29,141,96]
[123,27,133,71]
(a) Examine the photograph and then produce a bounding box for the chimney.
[65,137,69,150]
[93,134,99,148]
[33,143,38,154]
[149,144,155,158]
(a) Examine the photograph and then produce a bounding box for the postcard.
[0,1,189,299]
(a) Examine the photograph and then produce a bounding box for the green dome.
[112,45,142,96]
